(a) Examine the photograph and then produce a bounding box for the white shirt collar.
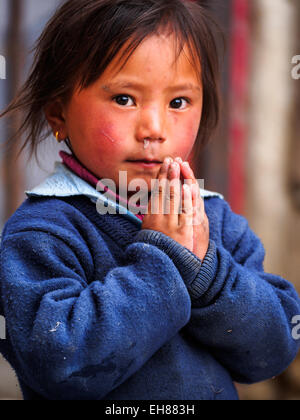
[25,161,224,225]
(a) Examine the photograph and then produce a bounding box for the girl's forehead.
[106,32,200,81]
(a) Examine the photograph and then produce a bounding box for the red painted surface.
[228,0,250,215]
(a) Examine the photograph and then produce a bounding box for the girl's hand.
[175,157,210,261]
[141,158,194,253]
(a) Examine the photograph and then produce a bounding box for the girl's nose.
[135,105,166,144]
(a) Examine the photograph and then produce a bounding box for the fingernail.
[169,163,179,176]
[175,157,183,163]
[161,157,170,170]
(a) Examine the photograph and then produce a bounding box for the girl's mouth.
[126,160,162,169]
[128,160,161,169]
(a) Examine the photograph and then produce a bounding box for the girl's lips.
[126,161,162,169]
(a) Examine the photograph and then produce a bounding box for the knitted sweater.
[0,162,299,400]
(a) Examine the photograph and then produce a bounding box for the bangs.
[77,7,203,92]
[104,27,201,84]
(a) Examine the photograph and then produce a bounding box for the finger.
[159,157,173,180]
[174,157,183,164]
[159,158,174,213]
[167,178,181,216]
[179,183,193,227]
[191,183,205,226]
[166,162,181,218]
[180,163,198,194]
[151,158,172,215]
[181,162,195,180]
[151,177,169,215]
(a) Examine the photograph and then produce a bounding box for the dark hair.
[0,0,222,162]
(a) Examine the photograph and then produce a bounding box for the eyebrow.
[101,81,202,93]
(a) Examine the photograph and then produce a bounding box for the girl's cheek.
[172,116,200,151]
[188,121,201,143]
[171,107,201,135]
[92,121,127,150]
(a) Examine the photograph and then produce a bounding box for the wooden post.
[246,0,296,277]
[227,0,250,215]
[2,0,24,222]
[288,3,300,211]
[194,0,232,199]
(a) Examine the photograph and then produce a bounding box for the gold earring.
[55,131,60,142]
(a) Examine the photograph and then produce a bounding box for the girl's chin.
[116,169,161,197]
[126,171,159,184]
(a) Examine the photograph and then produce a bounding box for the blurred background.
[0,0,299,400]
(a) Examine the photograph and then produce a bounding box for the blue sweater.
[0,163,299,400]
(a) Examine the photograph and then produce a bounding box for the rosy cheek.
[172,114,179,125]
[188,121,200,141]
[187,109,201,138]
[173,116,199,142]
[172,122,199,160]
[171,109,200,137]
[92,121,126,148]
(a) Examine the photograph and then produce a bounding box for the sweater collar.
[25,154,224,228]
[58,151,147,220]
[25,160,143,227]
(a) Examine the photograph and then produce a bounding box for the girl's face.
[52,33,203,196]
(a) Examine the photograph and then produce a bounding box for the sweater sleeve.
[0,228,191,400]
[183,199,300,384]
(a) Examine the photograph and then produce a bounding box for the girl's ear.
[44,99,68,138]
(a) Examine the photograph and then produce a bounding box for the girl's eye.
[113,95,135,107]
[113,95,190,109]
[170,98,189,110]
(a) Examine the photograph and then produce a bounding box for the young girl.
[0,0,299,401]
